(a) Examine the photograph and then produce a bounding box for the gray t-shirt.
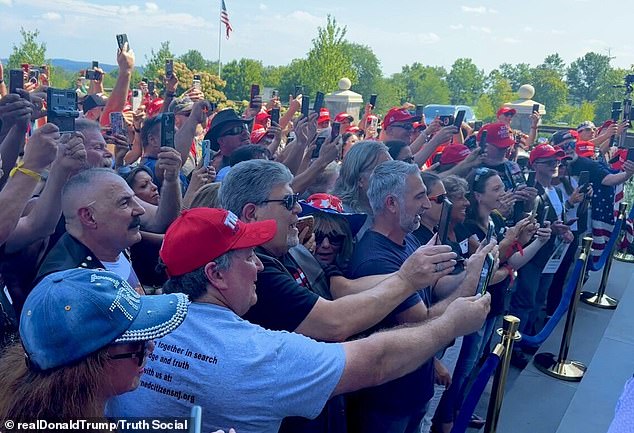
[108,302,346,433]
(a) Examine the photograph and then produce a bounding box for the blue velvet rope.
[587,217,624,272]
[450,352,501,433]
[517,257,585,348]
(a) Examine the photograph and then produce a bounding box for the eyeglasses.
[260,193,300,211]
[221,125,248,137]
[109,341,149,367]
[391,123,413,131]
[534,160,560,167]
[503,113,515,117]
[315,231,346,247]
[428,193,447,204]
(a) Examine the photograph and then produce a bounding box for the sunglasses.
[428,193,447,204]
[560,141,576,151]
[503,113,515,117]
[109,341,149,367]
[534,160,560,167]
[391,123,414,131]
[261,193,300,211]
[221,125,248,137]
[315,231,346,247]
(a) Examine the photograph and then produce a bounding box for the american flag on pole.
[221,0,233,39]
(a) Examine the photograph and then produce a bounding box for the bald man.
[34,168,150,294]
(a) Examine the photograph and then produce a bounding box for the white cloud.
[41,12,61,20]
[416,32,440,44]
[461,5,486,14]
[450,24,464,30]
[287,10,322,26]
[503,37,520,44]
[470,26,492,34]
[259,3,267,10]
[0,0,13,5]
[587,39,607,45]
[145,2,158,13]
[523,26,533,32]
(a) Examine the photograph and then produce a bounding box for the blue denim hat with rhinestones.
[20,268,189,371]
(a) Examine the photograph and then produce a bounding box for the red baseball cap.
[250,125,267,144]
[318,108,330,124]
[497,106,517,117]
[440,144,471,165]
[145,98,164,118]
[529,144,566,165]
[160,208,276,277]
[334,112,353,123]
[383,107,421,129]
[345,125,360,134]
[477,123,516,148]
[255,111,271,125]
[575,140,595,158]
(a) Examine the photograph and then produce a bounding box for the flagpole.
[218,0,222,78]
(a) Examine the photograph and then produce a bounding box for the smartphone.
[165,59,174,79]
[415,104,424,117]
[474,120,483,131]
[9,69,24,94]
[540,205,550,226]
[436,199,453,245]
[369,94,377,109]
[478,130,488,153]
[331,122,341,141]
[92,60,99,69]
[453,110,466,128]
[464,135,477,150]
[28,69,40,84]
[85,70,102,81]
[532,103,540,113]
[627,148,634,162]
[189,405,202,433]
[192,75,202,91]
[148,81,155,95]
[301,95,310,119]
[564,218,579,226]
[526,170,536,188]
[313,92,325,113]
[485,222,495,244]
[578,170,590,193]
[249,84,260,108]
[160,113,175,148]
[611,101,622,121]
[132,89,142,111]
[270,108,280,125]
[116,33,129,51]
[439,115,454,127]
[294,85,304,98]
[109,112,126,136]
[312,136,326,159]
[141,77,148,84]
[201,139,211,167]
[475,253,495,295]
[271,89,279,99]
[47,88,79,133]
[296,215,315,237]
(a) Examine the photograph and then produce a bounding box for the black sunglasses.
[221,125,248,137]
[428,193,447,204]
[260,193,300,211]
[315,231,346,247]
[391,123,414,131]
[109,341,149,367]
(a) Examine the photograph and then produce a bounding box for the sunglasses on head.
[261,193,300,211]
[315,231,346,247]
[109,341,149,367]
[221,125,248,137]
[428,193,447,204]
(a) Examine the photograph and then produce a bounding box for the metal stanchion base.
[534,353,586,381]
[580,291,619,309]
[614,251,634,263]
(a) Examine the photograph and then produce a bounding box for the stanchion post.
[484,315,520,433]
[581,202,626,309]
[534,237,592,381]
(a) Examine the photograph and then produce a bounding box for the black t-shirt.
[243,248,319,332]
[463,214,510,317]
[346,230,434,414]
[413,224,468,274]
[568,156,616,224]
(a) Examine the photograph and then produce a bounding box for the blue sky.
[1,0,633,76]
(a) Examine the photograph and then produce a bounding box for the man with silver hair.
[219,158,477,432]
[346,160,496,433]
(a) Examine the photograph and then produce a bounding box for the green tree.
[487,73,514,111]
[567,52,612,104]
[447,58,484,106]
[8,28,47,71]
[221,58,264,100]
[474,94,496,122]
[301,15,356,96]
[178,49,208,72]
[531,68,568,122]
[342,42,382,101]
[395,63,448,104]
[593,67,631,122]
[262,65,288,94]
[537,53,566,81]
[498,63,532,90]
[144,41,175,80]
[372,77,403,113]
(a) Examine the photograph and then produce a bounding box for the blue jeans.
[432,315,498,424]
[510,261,555,335]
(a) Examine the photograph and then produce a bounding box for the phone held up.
[109,112,126,137]
[159,113,176,148]
[116,34,129,51]
[249,84,260,108]
[475,253,495,296]
[296,215,315,237]
[435,199,453,246]
[47,88,80,133]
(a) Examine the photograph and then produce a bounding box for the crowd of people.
[0,37,632,433]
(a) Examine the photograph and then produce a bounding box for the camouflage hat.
[168,96,194,115]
